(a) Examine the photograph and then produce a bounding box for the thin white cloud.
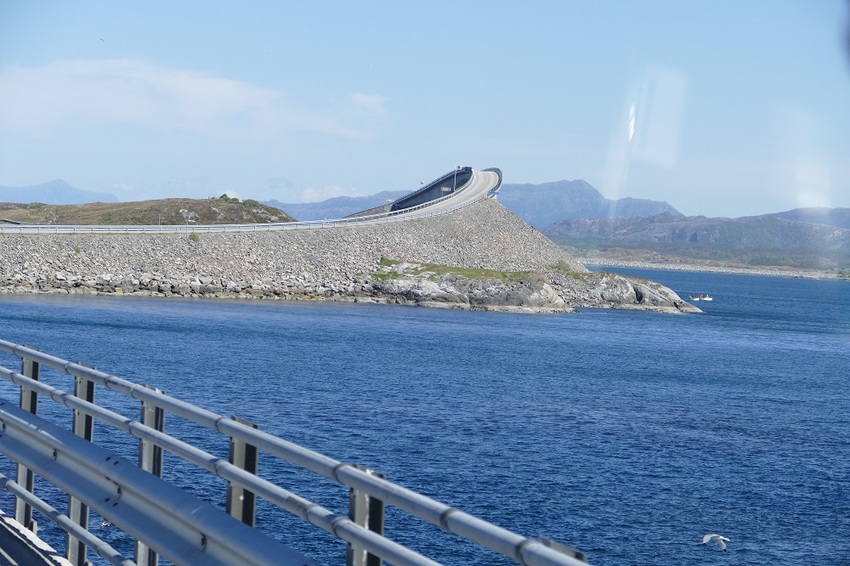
[110,182,134,193]
[350,92,387,116]
[0,59,364,138]
[794,161,832,209]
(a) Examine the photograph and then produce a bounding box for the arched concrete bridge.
[0,167,503,234]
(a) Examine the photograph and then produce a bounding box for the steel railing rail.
[0,363,437,566]
[0,472,133,566]
[388,166,472,211]
[0,168,502,235]
[0,397,325,566]
[483,167,503,194]
[0,340,587,566]
[0,367,441,566]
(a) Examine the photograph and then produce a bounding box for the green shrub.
[549,260,578,274]
[188,232,200,243]
[748,252,792,266]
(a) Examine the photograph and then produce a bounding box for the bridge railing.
[0,340,586,566]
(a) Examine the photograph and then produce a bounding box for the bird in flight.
[702,533,730,551]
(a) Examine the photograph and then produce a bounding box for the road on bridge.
[0,168,503,235]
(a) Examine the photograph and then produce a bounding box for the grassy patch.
[749,252,793,266]
[548,260,613,282]
[547,260,588,279]
[0,198,294,225]
[188,232,200,243]
[373,258,534,282]
[422,263,531,281]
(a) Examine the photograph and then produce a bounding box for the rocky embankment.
[0,199,698,313]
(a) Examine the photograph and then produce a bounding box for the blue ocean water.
[0,269,848,565]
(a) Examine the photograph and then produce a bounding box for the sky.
[1,1,849,217]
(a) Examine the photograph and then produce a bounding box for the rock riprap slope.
[0,199,698,313]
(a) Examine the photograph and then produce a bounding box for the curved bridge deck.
[0,168,503,235]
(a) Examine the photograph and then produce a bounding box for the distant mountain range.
[0,179,118,205]
[2,177,678,224]
[264,179,848,271]
[265,180,677,225]
[4,177,846,270]
[763,208,850,230]
[265,191,409,221]
[496,180,678,228]
[544,209,850,269]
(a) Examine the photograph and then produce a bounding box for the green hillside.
[545,210,850,271]
[0,195,294,225]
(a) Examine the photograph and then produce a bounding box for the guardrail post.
[226,416,259,527]
[136,385,165,566]
[15,356,40,533]
[67,375,96,566]
[539,536,588,563]
[346,466,386,566]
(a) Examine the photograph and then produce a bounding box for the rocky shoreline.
[0,199,699,314]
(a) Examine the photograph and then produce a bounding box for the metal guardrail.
[0,340,587,566]
[0,168,502,235]
[483,168,503,196]
[389,167,472,211]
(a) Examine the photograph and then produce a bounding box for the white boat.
[690,294,713,302]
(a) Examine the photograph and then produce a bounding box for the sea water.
[0,269,847,565]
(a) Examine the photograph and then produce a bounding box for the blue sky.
[1,1,848,217]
